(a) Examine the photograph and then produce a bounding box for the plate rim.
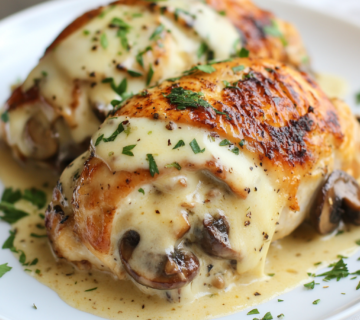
[1,1,360,320]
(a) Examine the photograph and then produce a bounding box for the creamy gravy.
[1,142,360,319]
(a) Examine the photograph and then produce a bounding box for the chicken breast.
[45,58,360,302]
[0,0,308,168]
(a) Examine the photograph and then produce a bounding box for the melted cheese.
[10,0,240,154]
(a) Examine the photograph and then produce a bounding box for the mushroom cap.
[200,213,241,260]
[311,170,360,234]
[119,230,200,290]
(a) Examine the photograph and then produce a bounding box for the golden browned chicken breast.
[0,0,308,168]
[45,58,360,303]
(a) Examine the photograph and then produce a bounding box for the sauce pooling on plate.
[1,143,359,320]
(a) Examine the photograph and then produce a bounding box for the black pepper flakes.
[254,292,261,296]
[155,210,160,214]
[244,221,250,226]
[153,113,159,119]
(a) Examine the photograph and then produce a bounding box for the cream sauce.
[1,141,360,319]
[316,73,349,99]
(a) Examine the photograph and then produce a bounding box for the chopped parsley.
[122,145,136,156]
[111,18,131,50]
[146,154,159,177]
[278,299,283,302]
[239,139,246,147]
[174,8,195,21]
[312,299,320,305]
[314,262,322,266]
[136,46,152,68]
[173,140,185,149]
[219,139,231,146]
[316,258,349,281]
[190,139,205,154]
[102,77,128,98]
[30,233,47,238]
[304,280,315,289]
[231,147,239,155]
[165,162,181,170]
[357,281,360,290]
[23,188,47,209]
[1,111,9,123]
[146,64,154,86]
[35,269,41,274]
[103,122,125,143]
[138,188,145,195]
[209,58,233,65]
[85,287,98,292]
[238,47,249,58]
[277,314,284,319]
[0,202,29,224]
[0,263,12,278]
[264,20,288,46]
[100,33,108,49]
[183,64,216,75]
[197,42,209,59]
[165,87,212,110]
[33,303,37,310]
[355,239,360,245]
[127,70,142,77]
[356,92,360,105]
[218,10,226,16]
[2,188,22,204]
[2,230,16,251]
[150,24,165,41]
[83,30,90,36]
[262,312,273,320]
[232,65,245,73]
[95,134,104,146]
[268,273,275,277]
[247,309,260,315]
[30,258,39,266]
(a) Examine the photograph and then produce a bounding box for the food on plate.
[45,58,360,302]
[0,0,308,169]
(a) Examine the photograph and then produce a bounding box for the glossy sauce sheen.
[1,143,360,319]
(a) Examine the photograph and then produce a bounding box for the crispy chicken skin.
[45,58,360,301]
[0,0,308,168]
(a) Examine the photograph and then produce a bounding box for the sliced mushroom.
[119,230,200,290]
[311,170,360,234]
[200,213,241,260]
[24,112,58,160]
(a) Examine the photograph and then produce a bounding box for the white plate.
[1,1,360,319]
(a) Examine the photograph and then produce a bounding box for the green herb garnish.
[85,287,98,292]
[1,188,22,204]
[103,122,125,142]
[0,202,29,224]
[183,65,216,75]
[102,77,127,97]
[190,139,205,154]
[138,188,145,195]
[111,18,131,50]
[277,314,285,319]
[232,65,245,73]
[165,162,181,170]
[150,24,165,41]
[95,134,104,146]
[146,64,154,86]
[304,280,315,289]
[100,33,108,49]
[30,233,47,238]
[314,262,322,266]
[247,309,260,315]
[146,154,159,177]
[264,20,287,46]
[263,312,273,320]
[356,92,360,105]
[23,188,47,209]
[316,259,349,281]
[165,87,212,110]
[1,111,9,123]
[268,273,275,277]
[2,230,16,251]
[136,46,152,68]
[127,70,142,77]
[278,299,283,302]
[219,139,231,146]
[355,239,360,245]
[313,299,320,305]
[239,139,246,147]
[173,140,185,149]
[238,47,249,58]
[197,42,209,59]
[0,263,12,278]
[122,145,136,156]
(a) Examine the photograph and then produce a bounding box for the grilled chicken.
[45,58,360,302]
[0,0,308,168]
